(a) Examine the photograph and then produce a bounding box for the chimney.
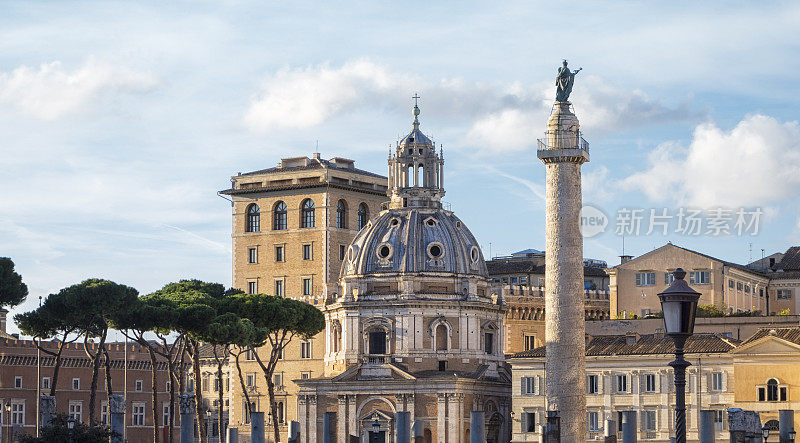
[0,308,7,335]
[620,255,633,264]
[625,331,639,345]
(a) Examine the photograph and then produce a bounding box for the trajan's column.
[537,60,589,441]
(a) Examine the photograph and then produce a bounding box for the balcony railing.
[537,135,590,153]
[364,355,387,364]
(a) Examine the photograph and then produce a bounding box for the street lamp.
[789,429,796,441]
[371,412,380,436]
[658,268,700,443]
[762,425,769,442]
[67,417,76,443]
[5,402,11,443]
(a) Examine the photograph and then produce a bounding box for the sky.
[2,1,800,334]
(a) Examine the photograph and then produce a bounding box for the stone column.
[621,410,637,443]
[250,412,265,443]
[109,394,125,443]
[339,395,348,443]
[348,394,358,440]
[39,396,56,429]
[227,427,238,443]
[299,396,308,443]
[179,394,195,443]
[396,411,411,443]
[780,409,794,442]
[437,394,447,443]
[538,101,589,442]
[698,410,715,443]
[308,395,318,443]
[470,411,485,443]
[447,394,458,443]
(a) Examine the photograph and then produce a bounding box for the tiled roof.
[739,327,800,347]
[509,333,739,359]
[486,260,607,277]
[241,158,386,180]
[775,247,800,271]
[611,243,772,278]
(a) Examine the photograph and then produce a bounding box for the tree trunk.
[147,345,161,443]
[167,359,177,443]
[214,346,227,443]
[190,340,207,443]
[234,351,252,417]
[86,328,108,425]
[103,345,114,396]
[266,377,281,443]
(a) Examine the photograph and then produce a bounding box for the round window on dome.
[470,246,480,263]
[348,245,359,263]
[376,243,393,260]
[390,218,400,227]
[427,242,445,260]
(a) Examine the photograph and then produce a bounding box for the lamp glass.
[762,426,769,439]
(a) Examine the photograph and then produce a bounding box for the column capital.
[338,395,348,405]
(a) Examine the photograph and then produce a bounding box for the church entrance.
[368,430,386,443]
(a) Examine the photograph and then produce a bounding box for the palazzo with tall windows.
[296,102,510,443]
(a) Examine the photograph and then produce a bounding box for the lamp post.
[788,429,795,441]
[762,425,769,442]
[658,268,700,443]
[67,417,76,443]
[5,402,11,443]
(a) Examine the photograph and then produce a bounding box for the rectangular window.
[644,410,657,431]
[248,281,257,294]
[689,270,710,284]
[781,386,787,401]
[616,374,628,393]
[301,372,311,380]
[339,245,346,261]
[101,402,109,425]
[135,380,143,392]
[665,272,675,285]
[728,279,735,288]
[41,377,51,390]
[302,278,312,296]
[744,285,751,293]
[245,373,255,387]
[69,402,82,422]
[523,412,537,432]
[635,272,656,286]
[214,378,221,392]
[737,282,743,291]
[275,245,285,262]
[510,277,518,284]
[132,403,145,426]
[520,277,528,285]
[484,332,494,354]
[524,335,536,351]
[273,373,283,388]
[712,372,723,391]
[248,247,258,264]
[644,373,656,393]
[777,289,793,299]
[300,341,312,359]
[438,360,447,371]
[202,374,209,391]
[521,376,537,395]
[14,376,22,388]
[302,244,312,260]
[274,279,284,297]
[11,402,25,425]
[588,411,600,431]
[163,403,171,427]
[758,387,765,401]
[587,374,599,394]
[244,401,256,424]
[714,410,725,431]
[72,378,80,390]
[244,349,256,361]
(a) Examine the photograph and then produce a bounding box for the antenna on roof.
[749,242,753,264]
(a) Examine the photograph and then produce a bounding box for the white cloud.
[243,60,697,148]
[0,58,157,120]
[623,114,800,208]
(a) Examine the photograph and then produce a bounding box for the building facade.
[607,243,800,319]
[219,154,389,438]
[296,104,511,443]
[0,332,175,442]
[509,333,739,442]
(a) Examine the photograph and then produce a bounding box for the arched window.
[300,199,315,228]
[336,200,347,229]
[246,204,260,232]
[357,203,369,230]
[435,324,448,351]
[273,201,287,230]
[767,378,779,401]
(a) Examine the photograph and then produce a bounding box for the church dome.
[340,207,488,278]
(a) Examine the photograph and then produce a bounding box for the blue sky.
[2,1,800,333]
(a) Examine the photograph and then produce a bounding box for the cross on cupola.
[386,96,446,209]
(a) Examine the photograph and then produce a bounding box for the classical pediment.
[331,362,417,382]
[731,335,800,355]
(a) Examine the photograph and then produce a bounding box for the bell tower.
[387,96,445,209]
